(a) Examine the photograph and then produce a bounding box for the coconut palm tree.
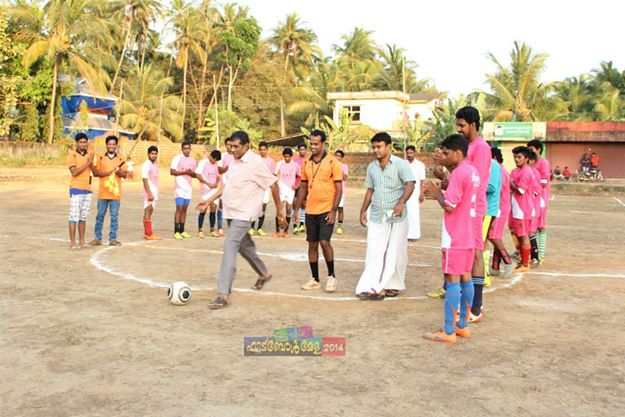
[120,64,183,141]
[332,27,377,62]
[555,75,595,121]
[270,13,318,135]
[593,83,623,121]
[592,61,625,94]
[169,0,203,137]
[375,43,435,93]
[12,0,112,143]
[109,0,162,94]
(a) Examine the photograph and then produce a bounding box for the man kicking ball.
[197,131,286,309]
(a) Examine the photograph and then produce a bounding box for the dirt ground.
[1,166,625,417]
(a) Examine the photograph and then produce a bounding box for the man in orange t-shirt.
[293,130,343,293]
[67,133,96,249]
[89,135,132,246]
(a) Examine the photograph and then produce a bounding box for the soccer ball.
[168,281,191,305]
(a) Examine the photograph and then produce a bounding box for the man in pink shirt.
[170,141,197,239]
[527,140,550,263]
[430,106,491,323]
[528,153,541,265]
[423,134,479,344]
[292,143,308,234]
[195,149,222,238]
[196,131,287,309]
[510,146,534,273]
[274,148,301,238]
[141,145,161,240]
[250,141,276,236]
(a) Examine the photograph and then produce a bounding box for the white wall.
[333,99,436,132]
[407,103,435,122]
[334,99,403,131]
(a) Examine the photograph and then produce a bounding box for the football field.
[1,167,625,417]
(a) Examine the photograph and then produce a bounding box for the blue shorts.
[175,197,191,206]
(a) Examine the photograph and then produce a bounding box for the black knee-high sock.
[198,212,206,230]
[258,213,265,229]
[174,222,178,233]
[180,222,185,233]
[209,212,216,229]
[472,284,484,316]
[530,234,538,260]
[310,262,319,282]
[285,216,291,231]
[500,248,511,264]
[275,216,280,232]
[326,260,335,277]
[175,222,182,233]
[492,249,501,270]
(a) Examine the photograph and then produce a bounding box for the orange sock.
[143,219,153,236]
[521,244,531,266]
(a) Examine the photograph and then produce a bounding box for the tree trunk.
[181,53,188,138]
[280,96,286,136]
[47,56,59,144]
[227,65,233,111]
[280,54,289,136]
[110,15,133,95]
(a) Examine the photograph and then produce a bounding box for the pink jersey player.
[488,163,510,240]
[170,154,197,199]
[533,157,551,229]
[510,165,533,237]
[277,160,300,190]
[196,158,220,197]
[467,136,491,250]
[261,156,276,175]
[441,160,480,274]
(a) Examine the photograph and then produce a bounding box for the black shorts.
[305,212,334,242]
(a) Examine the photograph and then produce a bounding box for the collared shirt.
[96,152,127,200]
[221,149,277,221]
[365,155,415,223]
[300,151,343,215]
[67,149,92,192]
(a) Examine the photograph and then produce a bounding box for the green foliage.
[19,103,40,141]
[301,108,371,152]
[201,107,261,147]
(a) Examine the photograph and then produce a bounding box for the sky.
[226,0,624,97]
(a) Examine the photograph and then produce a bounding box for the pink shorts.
[442,248,475,275]
[538,206,547,229]
[474,214,485,251]
[530,214,538,234]
[488,212,509,240]
[511,218,530,237]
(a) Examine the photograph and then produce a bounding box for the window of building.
[343,105,361,122]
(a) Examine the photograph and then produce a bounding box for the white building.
[327,91,442,137]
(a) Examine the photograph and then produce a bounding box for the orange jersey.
[300,152,343,215]
[67,150,92,191]
[96,153,127,200]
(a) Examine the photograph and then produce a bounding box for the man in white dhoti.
[356,133,416,300]
[405,145,426,241]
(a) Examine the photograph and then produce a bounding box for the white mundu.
[355,215,409,295]
[406,159,426,239]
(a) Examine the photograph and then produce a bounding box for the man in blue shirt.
[484,156,502,287]
[355,133,416,300]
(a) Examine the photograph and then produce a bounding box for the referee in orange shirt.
[293,130,343,292]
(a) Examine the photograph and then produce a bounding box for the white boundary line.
[87,240,528,301]
[614,197,625,208]
[140,243,433,267]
